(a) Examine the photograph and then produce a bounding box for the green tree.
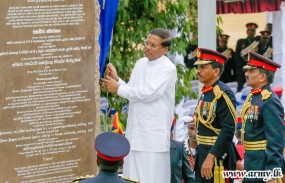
[100,0,199,130]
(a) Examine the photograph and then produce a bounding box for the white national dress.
[117,55,177,183]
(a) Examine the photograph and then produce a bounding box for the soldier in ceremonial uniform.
[257,31,273,60]
[73,132,140,183]
[256,23,272,48]
[217,34,237,83]
[193,48,240,183]
[265,23,273,47]
[184,44,198,69]
[240,51,285,182]
[235,23,259,92]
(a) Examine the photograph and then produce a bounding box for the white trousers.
[123,150,170,183]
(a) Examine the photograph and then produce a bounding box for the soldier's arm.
[263,97,284,171]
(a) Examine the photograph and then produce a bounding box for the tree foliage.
[100,0,199,129]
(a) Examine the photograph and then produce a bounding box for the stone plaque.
[0,0,98,182]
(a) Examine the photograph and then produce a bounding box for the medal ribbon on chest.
[247,105,260,122]
[201,101,216,117]
[201,101,207,116]
[254,106,260,120]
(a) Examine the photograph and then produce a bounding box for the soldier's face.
[245,68,265,88]
[197,64,219,85]
[265,24,272,32]
[218,40,227,48]
[188,124,196,142]
[246,29,256,38]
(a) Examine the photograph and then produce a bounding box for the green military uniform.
[235,37,259,91]
[217,34,237,83]
[241,51,285,182]
[194,81,240,183]
[257,31,273,60]
[217,47,236,83]
[235,23,259,92]
[193,48,241,183]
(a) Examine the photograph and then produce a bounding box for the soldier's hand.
[201,153,215,179]
[266,180,276,183]
[105,63,119,81]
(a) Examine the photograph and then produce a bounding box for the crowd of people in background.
[185,22,273,92]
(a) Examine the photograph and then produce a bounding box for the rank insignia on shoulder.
[72,175,95,183]
[261,89,272,100]
[119,175,141,183]
[213,85,222,99]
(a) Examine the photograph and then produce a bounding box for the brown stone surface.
[0,0,99,182]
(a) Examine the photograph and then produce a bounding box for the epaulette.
[261,89,272,100]
[119,175,141,183]
[72,175,95,183]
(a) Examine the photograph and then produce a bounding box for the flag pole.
[104,28,114,132]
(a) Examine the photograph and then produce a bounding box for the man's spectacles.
[143,40,164,49]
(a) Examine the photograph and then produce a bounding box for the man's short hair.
[259,68,275,84]
[149,28,171,48]
[211,62,224,76]
[97,155,123,171]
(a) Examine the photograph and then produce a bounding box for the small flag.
[112,112,124,135]
[171,115,176,132]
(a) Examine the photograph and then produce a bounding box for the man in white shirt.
[101,28,177,183]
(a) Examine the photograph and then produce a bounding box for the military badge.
[202,109,207,116]
[261,89,272,100]
[247,105,260,121]
[196,49,201,58]
[248,112,254,122]
[201,101,209,117]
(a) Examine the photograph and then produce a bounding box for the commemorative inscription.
[0,0,98,182]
